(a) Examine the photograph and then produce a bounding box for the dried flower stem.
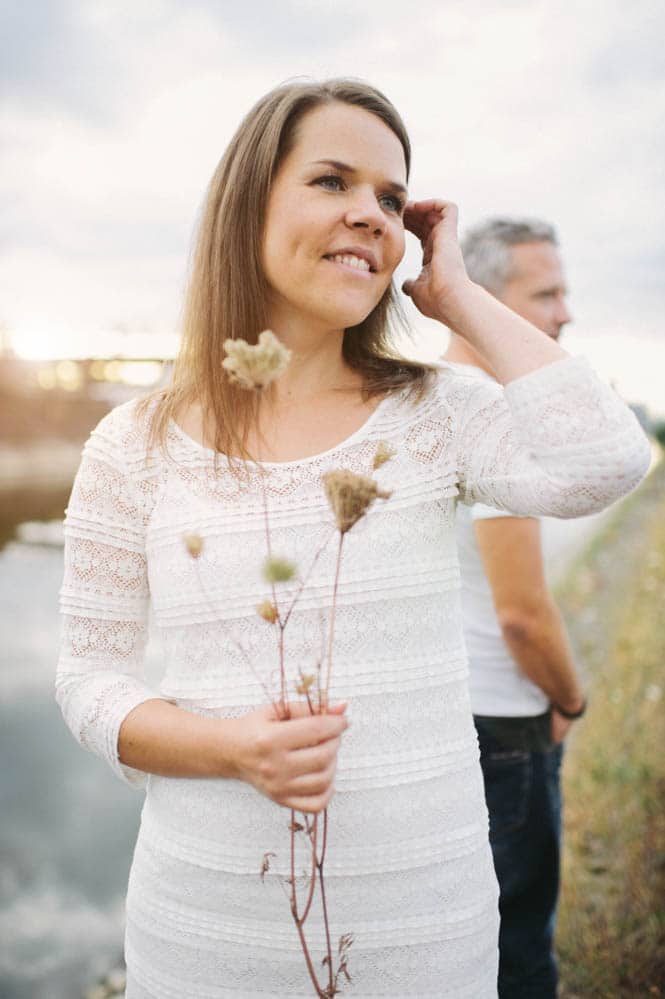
[289,814,326,998]
[290,813,298,915]
[258,466,278,605]
[291,816,318,924]
[322,534,345,709]
[283,529,336,628]
[216,331,359,995]
[291,899,326,997]
[190,558,276,707]
[289,810,334,998]
[318,809,334,994]
[257,472,336,994]
[256,463,289,712]
[297,669,316,715]
[299,815,319,924]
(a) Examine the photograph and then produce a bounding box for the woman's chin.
[320,297,385,332]
[267,291,381,335]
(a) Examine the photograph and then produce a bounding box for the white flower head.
[222,330,291,390]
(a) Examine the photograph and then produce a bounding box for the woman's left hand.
[402,200,472,323]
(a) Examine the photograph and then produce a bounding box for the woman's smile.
[322,246,378,275]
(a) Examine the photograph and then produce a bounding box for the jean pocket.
[481,749,532,841]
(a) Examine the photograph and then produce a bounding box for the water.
[0,537,144,999]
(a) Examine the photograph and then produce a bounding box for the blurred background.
[1,2,663,997]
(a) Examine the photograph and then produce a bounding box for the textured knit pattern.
[56,357,649,998]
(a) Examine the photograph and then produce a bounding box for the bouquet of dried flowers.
[184,331,394,997]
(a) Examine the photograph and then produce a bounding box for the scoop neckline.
[168,391,396,468]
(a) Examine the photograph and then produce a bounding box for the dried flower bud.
[296,673,315,695]
[256,600,279,624]
[372,441,396,469]
[263,556,297,583]
[338,932,354,982]
[183,532,204,558]
[222,330,291,390]
[260,851,276,881]
[322,469,392,534]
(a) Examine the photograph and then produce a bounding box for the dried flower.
[338,933,354,983]
[222,329,291,390]
[260,851,276,882]
[256,600,279,624]
[296,673,315,695]
[263,556,297,583]
[372,441,396,469]
[183,532,204,558]
[322,469,392,534]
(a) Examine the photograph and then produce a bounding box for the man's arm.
[473,516,585,741]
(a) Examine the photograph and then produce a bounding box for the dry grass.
[556,460,665,997]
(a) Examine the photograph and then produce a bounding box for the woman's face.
[262,101,408,335]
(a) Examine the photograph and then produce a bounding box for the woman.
[57,79,650,997]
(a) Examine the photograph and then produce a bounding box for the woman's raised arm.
[433,357,651,518]
[403,200,569,384]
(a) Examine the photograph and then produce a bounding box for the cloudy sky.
[1,0,664,409]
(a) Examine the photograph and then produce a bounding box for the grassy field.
[556,458,665,997]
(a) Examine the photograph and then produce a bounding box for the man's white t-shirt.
[453,364,549,718]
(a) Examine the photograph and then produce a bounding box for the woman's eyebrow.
[308,159,408,196]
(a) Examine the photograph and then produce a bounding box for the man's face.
[498,241,572,340]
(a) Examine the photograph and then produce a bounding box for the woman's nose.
[344,189,385,235]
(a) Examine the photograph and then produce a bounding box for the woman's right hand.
[225,702,349,813]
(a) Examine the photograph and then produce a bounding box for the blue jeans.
[474,715,564,999]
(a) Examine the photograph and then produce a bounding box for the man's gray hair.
[461,218,559,295]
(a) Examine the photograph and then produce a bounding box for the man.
[446,218,587,998]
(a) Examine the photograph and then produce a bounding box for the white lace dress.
[56,357,649,998]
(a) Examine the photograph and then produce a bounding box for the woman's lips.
[323,248,378,274]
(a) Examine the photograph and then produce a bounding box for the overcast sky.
[1,0,663,405]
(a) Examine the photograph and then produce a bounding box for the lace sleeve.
[444,356,651,517]
[56,404,163,788]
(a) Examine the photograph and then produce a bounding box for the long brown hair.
[147,78,431,458]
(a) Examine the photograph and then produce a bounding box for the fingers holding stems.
[228,701,349,814]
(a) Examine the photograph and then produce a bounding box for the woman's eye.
[313,176,404,215]
[379,193,405,214]
[314,175,345,191]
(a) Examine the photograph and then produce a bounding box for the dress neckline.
[168,391,395,468]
